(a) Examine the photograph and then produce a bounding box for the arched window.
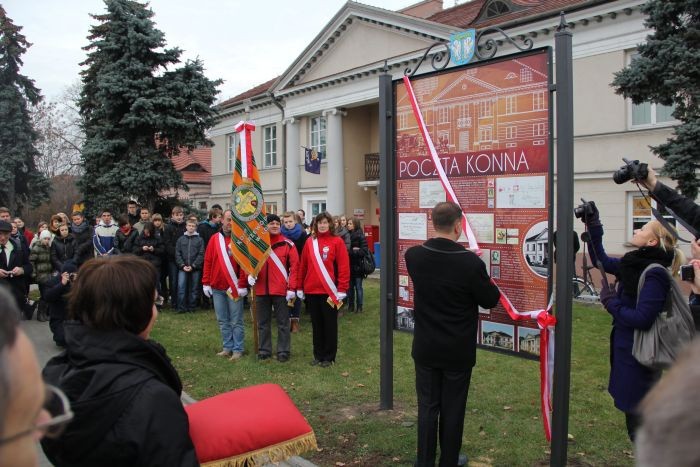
[486,1,511,18]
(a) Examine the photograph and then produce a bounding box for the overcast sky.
[4,0,433,102]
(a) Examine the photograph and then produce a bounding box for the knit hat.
[266,213,281,224]
[39,230,53,240]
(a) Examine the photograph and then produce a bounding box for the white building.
[209,0,690,255]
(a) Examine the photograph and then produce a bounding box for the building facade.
[209,0,690,255]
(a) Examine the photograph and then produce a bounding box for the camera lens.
[612,166,631,184]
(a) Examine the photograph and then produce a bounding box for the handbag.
[632,264,696,370]
[361,249,376,277]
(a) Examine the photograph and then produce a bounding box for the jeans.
[177,269,201,311]
[212,289,245,353]
[348,276,364,309]
[168,260,180,308]
[257,295,291,357]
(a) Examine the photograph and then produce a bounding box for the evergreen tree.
[79,0,221,215]
[0,6,50,213]
[612,0,700,198]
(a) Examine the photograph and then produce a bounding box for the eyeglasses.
[0,384,74,445]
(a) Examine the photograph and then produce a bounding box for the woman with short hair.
[297,212,350,367]
[41,256,197,466]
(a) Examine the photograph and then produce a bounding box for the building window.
[520,68,532,83]
[628,52,676,128]
[479,100,492,118]
[505,126,516,140]
[398,112,408,129]
[505,95,517,114]
[227,133,240,173]
[534,122,546,137]
[533,91,545,111]
[263,125,277,168]
[265,202,278,214]
[486,0,510,18]
[479,126,493,142]
[199,201,207,210]
[629,193,675,235]
[438,106,449,124]
[310,201,327,217]
[310,116,327,155]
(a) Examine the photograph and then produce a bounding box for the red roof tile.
[218,76,279,109]
[172,146,212,186]
[427,0,595,29]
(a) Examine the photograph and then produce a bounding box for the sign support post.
[551,13,575,467]
[379,65,395,410]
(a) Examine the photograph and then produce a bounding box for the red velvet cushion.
[185,383,317,465]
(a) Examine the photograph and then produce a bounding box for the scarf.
[71,221,88,234]
[617,246,674,297]
[119,225,132,235]
[281,224,303,241]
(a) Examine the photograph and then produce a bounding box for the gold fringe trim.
[201,430,318,467]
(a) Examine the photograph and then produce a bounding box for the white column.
[324,108,346,216]
[284,118,300,211]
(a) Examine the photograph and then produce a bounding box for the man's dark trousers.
[415,362,472,467]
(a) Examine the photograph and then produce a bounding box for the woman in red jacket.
[297,212,350,367]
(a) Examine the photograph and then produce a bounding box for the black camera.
[680,264,695,282]
[613,158,649,184]
[574,198,595,220]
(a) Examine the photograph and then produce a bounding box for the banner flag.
[230,121,271,278]
[304,147,322,174]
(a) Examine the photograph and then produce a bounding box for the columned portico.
[284,117,300,211]
[323,108,346,216]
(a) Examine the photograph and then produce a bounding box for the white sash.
[312,238,340,304]
[217,233,240,297]
[269,249,289,283]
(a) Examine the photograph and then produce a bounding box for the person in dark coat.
[197,207,222,248]
[51,223,76,273]
[0,220,34,319]
[405,202,500,467]
[584,201,684,441]
[41,256,197,467]
[114,215,138,254]
[175,219,204,313]
[69,212,94,268]
[133,222,165,301]
[347,217,368,312]
[43,260,78,347]
[163,206,186,309]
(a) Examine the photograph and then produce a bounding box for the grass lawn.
[151,280,634,466]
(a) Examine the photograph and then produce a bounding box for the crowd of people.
[0,203,373,366]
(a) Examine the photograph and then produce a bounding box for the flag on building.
[229,121,271,277]
[304,147,322,174]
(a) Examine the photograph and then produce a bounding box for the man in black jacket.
[405,202,500,467]
[163,206,186,309]
[0,220,34,320]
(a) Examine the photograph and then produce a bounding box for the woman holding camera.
[41,256,197,466]
[583,202,684,441]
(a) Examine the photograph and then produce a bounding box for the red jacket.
[299,230,350,295]
[252,234,299,296]
[202,233,247,291]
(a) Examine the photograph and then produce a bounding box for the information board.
[394,49,552,358]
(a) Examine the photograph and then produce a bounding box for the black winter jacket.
[175,233,205,270]
[70,222,94,267]
[41,323,197,467]
[349,228,368,278]
[50,236,76,272]
[405,238,500,371]
[197,220,220,248]
[132,233,165,268]
[163,220,187,260]
[115,229,138,254]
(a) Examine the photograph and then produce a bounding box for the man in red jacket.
[248,214,299,363]
[202,210,248,361]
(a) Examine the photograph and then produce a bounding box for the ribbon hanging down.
[402,75,557,442]
[235,121,256,180]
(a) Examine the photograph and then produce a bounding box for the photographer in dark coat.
[41,256,197,467]
[405,202,500,467]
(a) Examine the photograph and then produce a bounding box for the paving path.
[22,319,316,467]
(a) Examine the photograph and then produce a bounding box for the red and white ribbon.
[311,238,342,306]
[216,233,240,299]
[234,121,256,179]
[402,76,480,252]
[403,75,556,441]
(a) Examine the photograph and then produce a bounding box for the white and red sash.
[268,239,294,284]
[311,237,342,307]
[216,233,240,299]
[404,75,556,442]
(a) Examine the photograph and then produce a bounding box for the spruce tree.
[0,6,50,213]
[612,0,700,198]
[79,0,221,215]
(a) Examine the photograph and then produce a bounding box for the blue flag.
[304,147,322,174]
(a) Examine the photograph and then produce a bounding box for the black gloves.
[584,201,601,227]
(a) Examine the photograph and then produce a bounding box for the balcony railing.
[364,153,380,180]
